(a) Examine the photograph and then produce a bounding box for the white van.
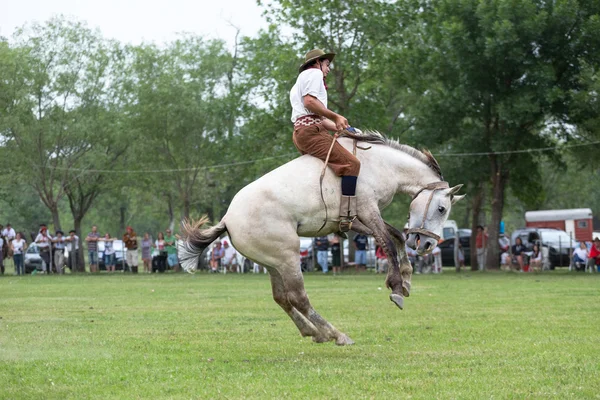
[443,220,459,240]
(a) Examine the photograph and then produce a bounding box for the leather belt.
[293,114,323,128]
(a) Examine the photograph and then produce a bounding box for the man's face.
[166,230,172,236]
[318,59,331,77]
[92,226,97,233]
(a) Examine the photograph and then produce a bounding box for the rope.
[315,132,342,234]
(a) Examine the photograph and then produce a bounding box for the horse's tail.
[177,215,227,273]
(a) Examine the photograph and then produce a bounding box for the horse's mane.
[341,130,443,179]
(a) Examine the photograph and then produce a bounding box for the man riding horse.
[290,49,359,232]
[177,49,465,345]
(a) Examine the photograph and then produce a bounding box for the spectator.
[475,225,488,271]
[406,243,417,270]
[530,243,543,272]
[101,233,116,273]
[35,225,52,273]
[210,241,224,273]
[375,245,388,274]
[499,232,511,271]
[314,236,329,273]
[2,223,16,240]
[0,230,5,275]
[432,244,442,273]
[123,226,139,273]
[456,242,465,272]
[11,232,27,275]
[65,230,80,272]
[164,228,179,272]
[587,238,600,273]
[52,230,66,274]
[222,240,239,273]
[511,237,526,271]
[573,242,588,272]
[353,234,368,272]
[330,236,342,275]
[152,232,167,272]
[141,233,152,273]
[85,225,101,273]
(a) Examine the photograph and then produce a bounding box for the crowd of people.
[0,223,180,275]
[309,230,444,275]
[476,224,600,273]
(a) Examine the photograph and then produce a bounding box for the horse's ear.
[451,194,466,204]
[447,184,463,195]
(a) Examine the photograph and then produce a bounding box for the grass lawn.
[1,269,599,399]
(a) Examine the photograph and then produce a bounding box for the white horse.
[178,131,464,345]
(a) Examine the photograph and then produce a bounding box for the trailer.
[525,208,593,242]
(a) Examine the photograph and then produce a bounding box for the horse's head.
[406,183,465,255]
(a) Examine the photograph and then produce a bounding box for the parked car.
[438,229,471,266]
[24,243,43,274]
[299,237,314,272]
[511,228,576,269]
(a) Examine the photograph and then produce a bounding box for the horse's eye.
[438,206,446,214]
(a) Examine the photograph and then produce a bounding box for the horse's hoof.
[312,336,330,343]
[390,293,404,310]
[336,334,355,346]
[402,281,411,297]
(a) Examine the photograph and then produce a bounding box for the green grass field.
[1,270,599,399]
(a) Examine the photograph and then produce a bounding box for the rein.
[406,181,449,242]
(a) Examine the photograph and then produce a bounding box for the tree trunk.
[183,194,191,221]
[470,186,484,271]
[51,205,62,233]
[73,217,85,272]
[120,206,126,234]
[486,158,508,270]
[167,193,175,230]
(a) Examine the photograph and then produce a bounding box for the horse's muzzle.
[406,233,438,255]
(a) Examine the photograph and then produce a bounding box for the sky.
[0,0,268,48]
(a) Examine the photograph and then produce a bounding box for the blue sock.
[341,176,357,196]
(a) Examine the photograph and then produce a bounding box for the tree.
[400,0,600,268]
[1,17,115,232]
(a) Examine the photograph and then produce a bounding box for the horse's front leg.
[351,213,406,309]
[384,221,412,298]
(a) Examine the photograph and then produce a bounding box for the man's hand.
[333,114,349,131]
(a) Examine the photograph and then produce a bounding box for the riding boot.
[339,195,357,232]
[339,176,358,233]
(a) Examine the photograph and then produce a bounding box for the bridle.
[406,181,449,242]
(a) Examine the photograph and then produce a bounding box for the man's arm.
[303,95,349,131]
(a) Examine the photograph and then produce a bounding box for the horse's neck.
[359,143,441,198]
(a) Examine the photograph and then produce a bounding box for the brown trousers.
[293,123,360,177]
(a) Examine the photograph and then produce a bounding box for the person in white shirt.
[432,245,443,274]
[530,243,543,272]
[35,225,52,273]
[290,49,360,233]
[65,230,80,271]
[52,231,67,274]
[573,241,588,271]
[222,241,239,273]
[2,224,16,240]
[11,232,27,275]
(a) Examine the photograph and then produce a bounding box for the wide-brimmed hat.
[299,49,336,73]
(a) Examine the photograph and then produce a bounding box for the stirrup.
[339,216,356,232]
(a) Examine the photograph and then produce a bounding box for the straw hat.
[299,49,336,73]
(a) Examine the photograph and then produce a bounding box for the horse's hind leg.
[268,268,321,338]
[275,263,354,345]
